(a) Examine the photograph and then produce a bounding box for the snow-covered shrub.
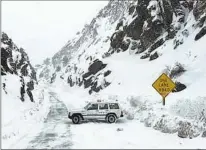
[124,95,206,138]
[173,34,184,49]
[127,96,147,111]
[177,121,200,139]
[170,97,206,121]
[126,111,135,120]
[163,62,186,79]
[143,112,156,127]
[169,62,186,79]
[153,115,179,134]
[124,96,149,120]
[129,96,140,108]
[102,52,111,59]
[163,65,171,75]
[182,29,190,37]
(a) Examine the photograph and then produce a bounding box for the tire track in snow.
[26,92,72,149]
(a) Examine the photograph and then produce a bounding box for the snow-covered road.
[9,90,205,149]
[26,92,72,149]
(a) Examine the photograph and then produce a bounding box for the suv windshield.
[84,103,91,109]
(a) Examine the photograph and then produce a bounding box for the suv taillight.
[120,111,123,117]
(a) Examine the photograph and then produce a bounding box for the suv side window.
[109,103,119,109]
[87,104,98,110]
[99,103,108,110]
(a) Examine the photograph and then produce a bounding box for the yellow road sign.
[152,73,176,101]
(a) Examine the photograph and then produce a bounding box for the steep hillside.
[1,32,37,102]
[1,32,51,148]
[38,0,206,94]
[37,0,206,139]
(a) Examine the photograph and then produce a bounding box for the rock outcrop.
[1,32,37,102]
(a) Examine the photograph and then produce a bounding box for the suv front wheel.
[72,115,81,124]
[106,114,117,123]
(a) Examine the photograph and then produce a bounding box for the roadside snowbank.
[1,75,51,149]
[70,119,206,149]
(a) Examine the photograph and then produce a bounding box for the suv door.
[98,103,109,119]
[85,103,99,119]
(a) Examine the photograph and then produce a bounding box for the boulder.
[140,53,150,59]
[117,128,123,131]
[82,72,92,79]
[195,26,206,41]
[110,30,125,49]
[88,60,107,75]
[84,76,94,89]
[149,52,159,61]
[104,70,111,77]
[121,39,130,51]
[130,41,138,50]
[26,80,34,91]
[172,82,187,92]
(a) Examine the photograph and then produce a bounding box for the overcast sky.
[2,1,108,65]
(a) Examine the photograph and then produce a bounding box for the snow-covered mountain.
[2,0,206,149]
[36,0,206,140]
[38,0,206,94]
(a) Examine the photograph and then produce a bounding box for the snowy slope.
[1,33,52,148]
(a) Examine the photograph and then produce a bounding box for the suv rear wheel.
[72,115,80,124]
[106,114,117,123]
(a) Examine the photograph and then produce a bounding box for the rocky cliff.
[1,32,37,102]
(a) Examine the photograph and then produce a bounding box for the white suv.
[68,100,124,124]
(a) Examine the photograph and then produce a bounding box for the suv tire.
[106,114,117,123]
[72,115,81,124]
